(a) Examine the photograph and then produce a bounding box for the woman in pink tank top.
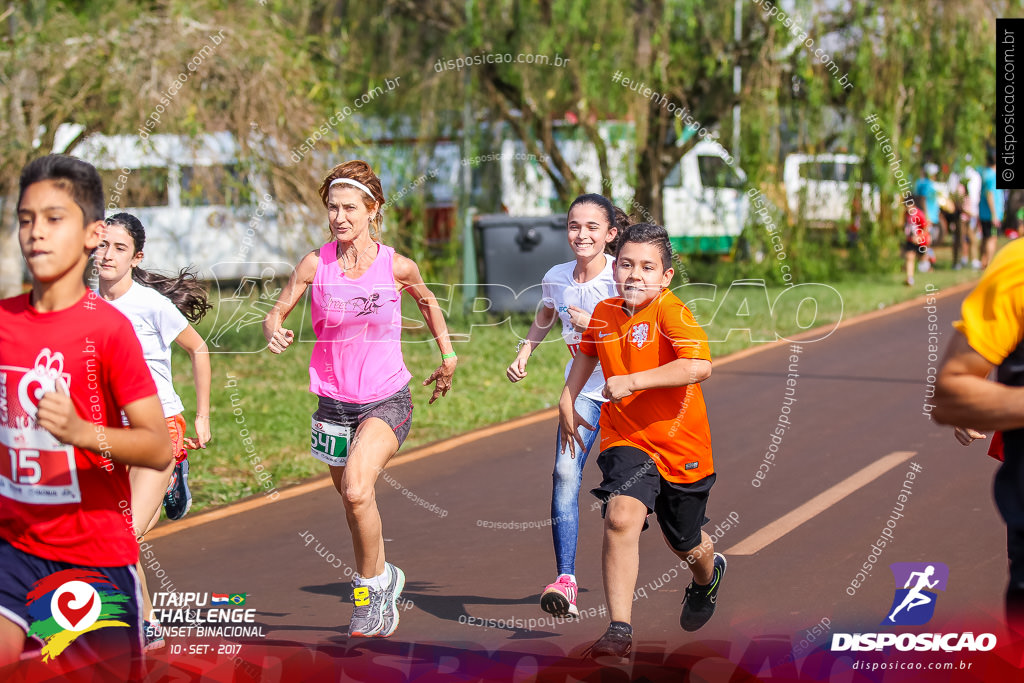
[263,160,457,638]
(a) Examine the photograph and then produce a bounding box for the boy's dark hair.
[615,222,673,270]
[104,212,212,323]
[19,154,104,225]
[987,151,996,167]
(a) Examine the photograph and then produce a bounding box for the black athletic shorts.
[0,539,143,678]
[902,240,924,254]
[590,445,716,552]
[314,384,413,449]
[981,219,996,239]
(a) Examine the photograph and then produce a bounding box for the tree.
[368,0,781,226]
[0,1,327,297]
[836,0,1002,265]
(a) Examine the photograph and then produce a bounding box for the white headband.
[329,177,377,201]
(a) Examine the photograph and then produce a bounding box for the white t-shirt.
[540,254,618,402]
[105,281,189,417]
[965,166,982,216]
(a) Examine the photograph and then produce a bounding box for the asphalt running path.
[137,284,1011,681]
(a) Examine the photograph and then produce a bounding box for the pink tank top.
[309,241,411,403]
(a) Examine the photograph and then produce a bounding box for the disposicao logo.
[831,562,996,653]
[27,569,132,661]
[884,562,948,626]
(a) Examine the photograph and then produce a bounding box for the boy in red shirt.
[560,222,724,659]
[0,155,171,675]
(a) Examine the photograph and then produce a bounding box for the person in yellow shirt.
[935,238,1024,627]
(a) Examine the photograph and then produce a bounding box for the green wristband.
[441,352,458,360]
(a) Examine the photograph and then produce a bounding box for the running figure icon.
[888,565,939,623]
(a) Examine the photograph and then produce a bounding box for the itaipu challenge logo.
[26,569,132,661]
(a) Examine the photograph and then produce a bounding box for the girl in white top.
[506,193,624,619]
[96,212,212,647]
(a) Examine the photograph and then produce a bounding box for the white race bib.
[0,354,81,504]
[310,418,351,467]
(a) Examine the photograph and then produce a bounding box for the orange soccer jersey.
[579,289,713,483]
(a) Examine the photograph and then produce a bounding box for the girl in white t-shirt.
[96,212,212,648]
[506,194,626,619]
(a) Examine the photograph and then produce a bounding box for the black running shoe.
[163,459,192,521]
[680,552,726,631]
[584,622,632,660]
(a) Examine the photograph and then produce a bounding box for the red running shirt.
[0,292,157,566]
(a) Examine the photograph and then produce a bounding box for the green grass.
[694,267,978,358]
[171,250,981,514]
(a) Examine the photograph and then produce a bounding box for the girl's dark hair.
[567,193,615,228]
[608,206,633,254]
[568,193,618,254]
[615,222,673,270]
[104,213,212,323]
[20,154,104,224]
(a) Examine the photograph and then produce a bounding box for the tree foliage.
[0,0,1013,294]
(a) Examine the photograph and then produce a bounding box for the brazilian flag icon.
[229,594,247,605]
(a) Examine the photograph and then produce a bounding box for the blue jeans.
[552,393,602,576]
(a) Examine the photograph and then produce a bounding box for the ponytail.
[106,212,212,323]
[131,266,212,323]
[608,205,633,255]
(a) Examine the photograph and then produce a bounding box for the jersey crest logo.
[18,348,66,421]
[629,322,651,350]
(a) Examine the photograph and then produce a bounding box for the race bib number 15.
[0,444,80,504]
[0,353,80,504]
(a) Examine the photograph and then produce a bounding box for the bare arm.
[561,352,599,406]
[175,324,211,448]
[934,330,1024,430]
[558,352,599,456]
[507,304,558,382]
[394,254,456,404]
[523,304,559,352]
[37,388,171,470]
[603,357,712,402]
[985,189,1000,226]
[263,250,318,353]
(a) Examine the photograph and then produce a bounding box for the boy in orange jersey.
[559,222,723,660]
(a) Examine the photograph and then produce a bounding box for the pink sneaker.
[540,575,579,618]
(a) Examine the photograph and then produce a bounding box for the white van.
[783,153,880,227]
[56,126,318,278]
[497,132,748,255]
[662,141,748,254]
